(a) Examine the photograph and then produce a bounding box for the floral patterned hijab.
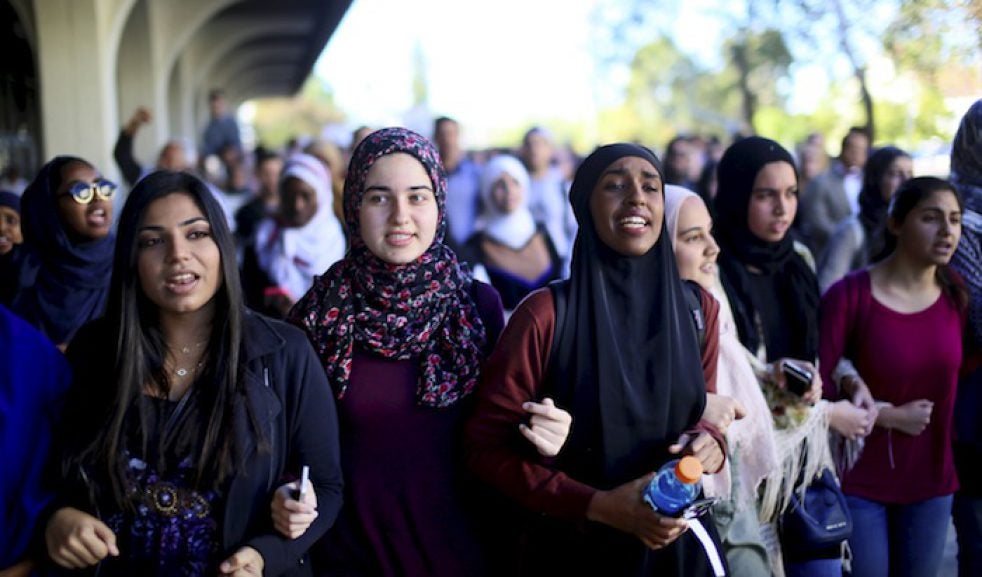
[289,127,486,408]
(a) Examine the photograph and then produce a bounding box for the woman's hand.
[770,359,822,404]
[519,397,572,457]
[271,480,318,539]
[841,374,878,435]
[879,399,933,436]
[45,507,119,569]
[219,546,264,576]
[701,394,746,435]
[828,399,872,440]
[669,431,724,474]
[586,473,689,550]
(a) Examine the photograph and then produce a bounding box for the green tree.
[617,37,742,146]
[885,0,982,69]
[592,0,977,149]
[251,77,346,147]
[591,0,795,139]
[877,0,981,144]
[726,28,793,130]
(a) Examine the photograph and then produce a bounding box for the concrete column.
[115,0,161,165]
[33,0,119,179]
[171,52,196,148]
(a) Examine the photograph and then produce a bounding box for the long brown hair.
[876,176,968,314]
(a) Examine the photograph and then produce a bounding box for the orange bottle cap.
[676,456,703,484]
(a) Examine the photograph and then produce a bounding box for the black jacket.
[48,310,343,576]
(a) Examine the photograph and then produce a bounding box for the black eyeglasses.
[60,178,118,204]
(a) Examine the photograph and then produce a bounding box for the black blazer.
[47,310,343,577]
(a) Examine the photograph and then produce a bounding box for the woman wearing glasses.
[12,156,117,349]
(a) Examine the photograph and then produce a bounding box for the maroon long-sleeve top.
[464,286,722,521]
[820,271,962,503]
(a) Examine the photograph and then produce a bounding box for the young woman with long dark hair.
[41,171,343,576]
[820,177,966,577]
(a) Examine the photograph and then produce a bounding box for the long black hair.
[67,170,260,507]
[876,176,968,313]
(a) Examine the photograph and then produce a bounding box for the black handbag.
[779,467,853,556]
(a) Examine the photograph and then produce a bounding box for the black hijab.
[714,136,820,361]
[12,157,114,344]
[858,146,909,260]
[552,143,706,487]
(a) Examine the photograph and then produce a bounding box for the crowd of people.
[0,93,980,577]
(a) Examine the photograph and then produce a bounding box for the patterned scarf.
[950,99,982,347]
[289,128,486,408]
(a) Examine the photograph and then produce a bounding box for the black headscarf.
[858,146,909,260]
[552,143,706,487]
[713,136,820,361]
[12,157,114,344]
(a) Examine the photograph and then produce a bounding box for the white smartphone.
[295,465,310,502]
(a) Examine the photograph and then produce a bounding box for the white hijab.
[664,184,780,507]
[255,153,345,301]
[479,155,537,250]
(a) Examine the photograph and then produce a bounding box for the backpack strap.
[547,280,569,371]
[682,280,707,352]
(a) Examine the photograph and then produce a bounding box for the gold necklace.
[169,341,207,378]
[176,341,207,355]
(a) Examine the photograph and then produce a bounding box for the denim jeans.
[784,558,843,577]
[954,492,982,577]
[846,493,953,577]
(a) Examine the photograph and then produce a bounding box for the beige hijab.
[663,185,780,508]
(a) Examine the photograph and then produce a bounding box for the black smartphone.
[680,497,719,520]
[782,361,813,396]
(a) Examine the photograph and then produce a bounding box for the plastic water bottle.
[643,456,703,516]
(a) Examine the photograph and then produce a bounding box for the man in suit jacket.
[799,127,869,259]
